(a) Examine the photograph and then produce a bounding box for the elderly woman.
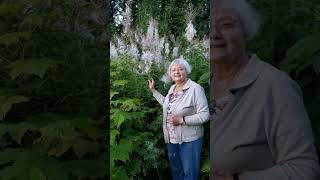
[210,0,320,179]
[147,57,210,180]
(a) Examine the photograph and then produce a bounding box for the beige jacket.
[153,79,210,144]
[210,55,320,179]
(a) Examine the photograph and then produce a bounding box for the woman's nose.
[212,26,223,39]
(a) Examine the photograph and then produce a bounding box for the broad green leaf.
[7,122,36,144]
[120,98,141,111]
[126,111,147,121]
[127,161,141,176]
[200,156,210,173]
[197,71,210,85]
[110,99,122,107]
[39,119,78,152]
[0,149,67,180]
[21,14,43,28]
[30,166,46,180]
[110,71,118,77]
[110,139,133,163]
[71,139,99,158]
[0,94,29,121]
[112,80,128,87]
[110,91,119,100]
[111,112,125,129]
[28,115,99,158]
[0,3,22,15]
[26,113,68,128]
[281,33,320,73]
[0,148,23,164]
[0,32,32,46]
[110,157,115,170]
[0,124,8,137]
[110,129,119,146]
[148,119,162,132]
[111,166,128,180]
[71,118,98,140]
[33,154,68,180]
[47,139,72,157]
[10,58,58,79]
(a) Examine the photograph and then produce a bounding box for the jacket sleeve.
[152,90,165,106]
[238,73,320,180]
[184,85,210,126]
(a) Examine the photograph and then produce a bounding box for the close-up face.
[211,8,247,63]
[170,64,187,83]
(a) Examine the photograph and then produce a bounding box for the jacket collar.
[228,54,264,92]
[168,79,192,95]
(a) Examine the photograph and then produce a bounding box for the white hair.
[160,56,192,84]
[212,0,261,41]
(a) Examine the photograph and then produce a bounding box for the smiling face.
[211,8,247,64]
[170,64,187,83]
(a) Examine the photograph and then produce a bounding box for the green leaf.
[111,166,129,180]
[111,112,126,129]
[0,149,69,180]
[7,122,36,144]
[30,166,46,180]
[110,140,133,163]
[0,124,8,137]
[0,3,22,15]
[38,118,78,152]
[120,98,141,111]
[21,14,43,28]
[110,91,119,100]
[26,113,69,128]
[71,139,99,158]
[0,32,32,46]
[9,58,58,79]
[197,71,210,85]
[110,130,119,146]
[127,161,141,176]
[113,80,128,87]
[148,119,162,132]
[33,154,68,180]
[71,118,98,140]
[110,100,122,107]
[0,94,29,121]
[200,156,210,173]
[281,33,320,74]
[47,139,72,157]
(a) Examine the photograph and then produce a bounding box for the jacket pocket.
[181,125,200,140]
[180,105,196,117]
[231,142,275,170]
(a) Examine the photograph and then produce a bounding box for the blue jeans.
[167,138,203,180]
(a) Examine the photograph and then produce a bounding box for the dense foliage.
[110,52,210,179]
[111,0,209,38]
[0,0,107,179]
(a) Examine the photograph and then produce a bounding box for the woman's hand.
[167,114,184,126]
[147,78,156,92]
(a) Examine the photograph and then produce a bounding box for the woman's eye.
[222,22,233,27]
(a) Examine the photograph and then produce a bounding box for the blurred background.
[0,0,107,179]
